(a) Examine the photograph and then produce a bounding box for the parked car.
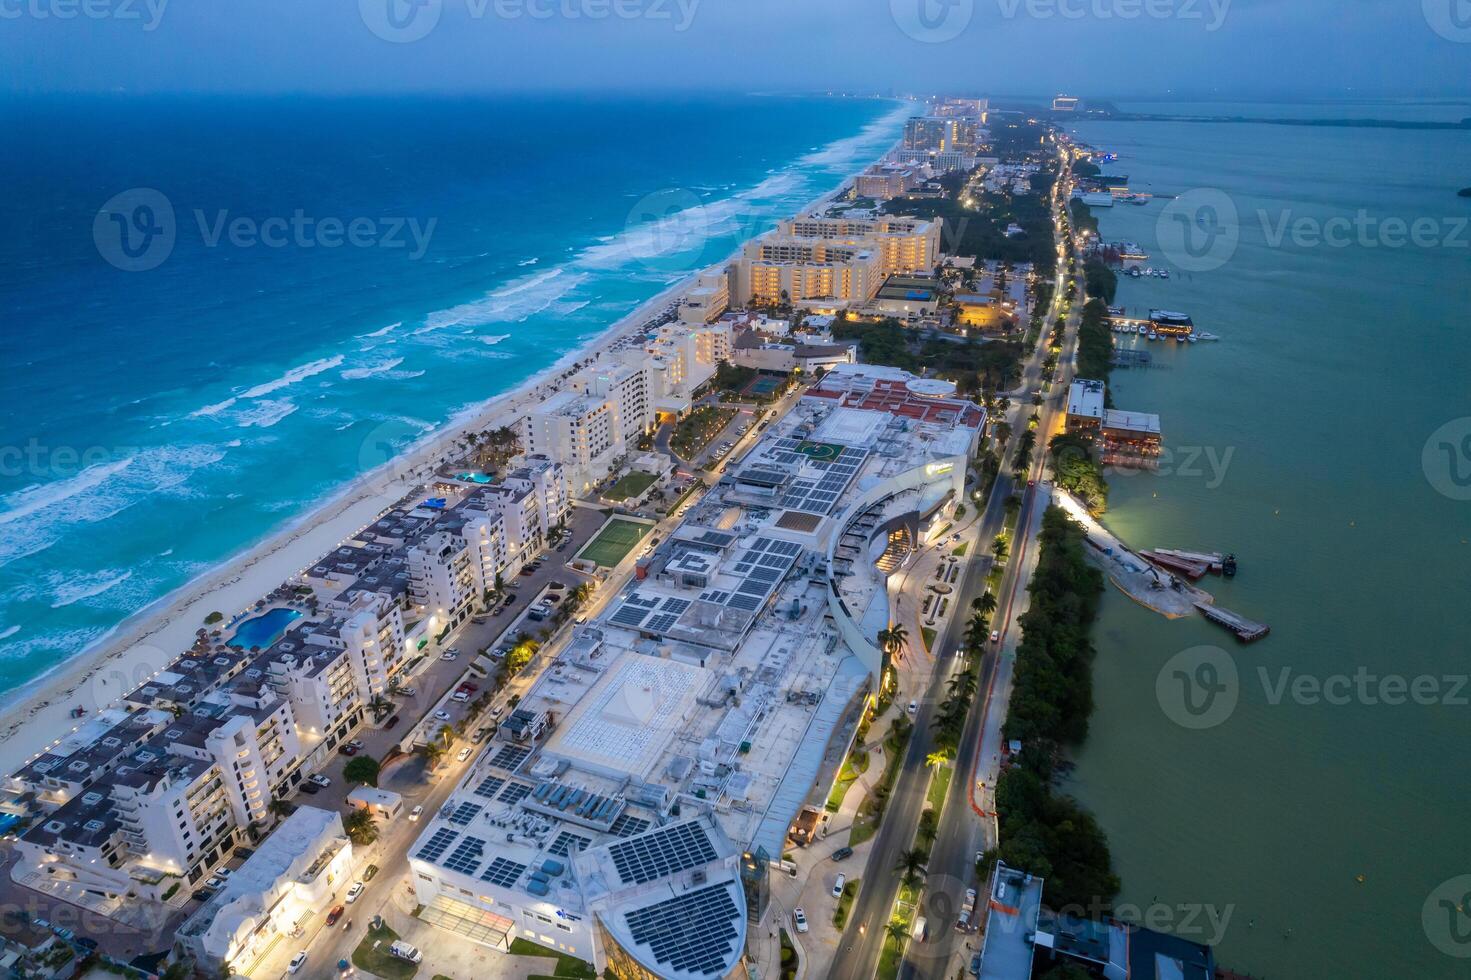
[831,873,846,898]
[346,739,364,750]
[388,941,423,963]
[441,650,458,662]
[325,905,345,926]
[409,805,424,821]
[341,744,358,756]
[205,876,225,889]
[288,952,308,974]
[990,630,1000,643]
[792,908,809,934]
[907,700,918,714]
[456,746,473,762]
[308,774,331,788]
[345,881,364,903]
[831,846,854,862]
[385,715,400,729]
[433,709,451,721]
[298,781,320,795]
[397,686,416,697]
[363,864,379,882]
[452,691,469,703]
[458,682,479,693]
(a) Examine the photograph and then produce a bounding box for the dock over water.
[1194,600,1271,643]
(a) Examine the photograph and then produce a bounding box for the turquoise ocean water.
[0,94,907,694]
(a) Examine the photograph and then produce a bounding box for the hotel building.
[903,116,979,154]
[779,216,942,277]
[733,237,884,308]
[406,363,984,977]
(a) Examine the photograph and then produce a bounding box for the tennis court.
[741,374,785,398]
[575,517,653,568]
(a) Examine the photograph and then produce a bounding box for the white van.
[389,941,423,963]
[911,916,928,942]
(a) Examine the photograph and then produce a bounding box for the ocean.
[1065,100,1471,978]
[0,94,908,693]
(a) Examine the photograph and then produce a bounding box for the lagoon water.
[0,94,905,694]
[1068,101,1471,978]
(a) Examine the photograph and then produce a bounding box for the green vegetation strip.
[508,938,596,978]
[849,719,911,847]
[352,923,417,980]
[832,878,861,929]
[995,507,1119,910]
[825,748,869,812]
[604,470,658,501]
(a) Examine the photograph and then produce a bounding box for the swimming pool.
[229,607,302,650]
[455,472,494,484]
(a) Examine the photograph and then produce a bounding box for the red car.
[325,905,345,926]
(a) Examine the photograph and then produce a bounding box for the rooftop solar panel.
[498,782,532,805]
[726,594,762,612]
[644,613,680,633]
[443,836,485,875]
[415,828,458,863]
[625,882,741,977]
[608,821,719,886]
[448,802,483,826]
[549,831,592,857]
[610,813,652,838]
[472,775,507,800]
[480,856,526,888]
[491,745,531,771]
[610,606,650,629]
[661,597,692,614]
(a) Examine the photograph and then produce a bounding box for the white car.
[433,709,452,721]
[409,805,424,822]
[346,739,364,750]
[793,907,809,933]
[288,952,308,974]
[345,881,364,903]
[452,691,469,702]
[440,650,458,662]
[990,630,1000,643]
[206,875,225,889]
[907,700,917,714]
[308,774,331,788]
[832,873,846,898]
[397,686,416,697]
[456,746,473,762]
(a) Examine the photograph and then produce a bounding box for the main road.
[829,146,1084,980]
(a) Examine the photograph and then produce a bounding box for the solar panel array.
[448,802,483,826]
[757,439,867,515]
[625,882,742,977]
[610,813,652,838]
[443,836,485,876]
[609,604,650,629]
[644,612,680,633]
[491,745,530,771]
[608,822,718,886]
[415,827,458,863]
[472,775,507,800]
[498,782,532,805]
[480,856,526,888]
[549,831,592,857]
[661,597,691,614]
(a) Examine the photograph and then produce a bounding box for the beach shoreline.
[0,145,893,775]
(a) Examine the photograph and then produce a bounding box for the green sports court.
[575,516,653,568]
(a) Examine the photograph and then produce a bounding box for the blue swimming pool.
[229,607,302,649]
[455,471,494,484]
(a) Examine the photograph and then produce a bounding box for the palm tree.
[975,591,999,618]
[925,748,953,770]
[877,623,910,660]
[992,535,1010,562]
[437,724,456,747]
[895,848,928,887]
[368,694,390,718]
[343,808,379,846]
[885,919,909,945]
[421,741,445,767]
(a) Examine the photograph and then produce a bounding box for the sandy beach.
[0,158,889,776]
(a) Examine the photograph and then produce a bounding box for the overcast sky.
[4,0,1468,99]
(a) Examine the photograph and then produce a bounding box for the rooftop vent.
[83,820,106,833]
[81,792,104,806]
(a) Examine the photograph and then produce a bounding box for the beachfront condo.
[780,215,942,276]
[904,115,980,153]
[678,266,732,324]
[733,237,884,307]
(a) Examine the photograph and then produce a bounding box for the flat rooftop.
[1067,379,1106,421]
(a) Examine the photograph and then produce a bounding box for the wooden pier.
[1194,600,1270,643]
